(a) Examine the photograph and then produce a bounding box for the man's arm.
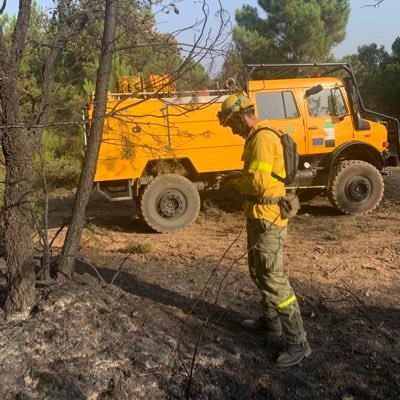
[234,131,280,195]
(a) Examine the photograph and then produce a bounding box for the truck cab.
[249,77,387,156]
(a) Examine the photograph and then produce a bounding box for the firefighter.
[217,92,312,368]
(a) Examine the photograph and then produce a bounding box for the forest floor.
[0,170,399,399]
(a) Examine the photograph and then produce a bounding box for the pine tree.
[233,0,350,63]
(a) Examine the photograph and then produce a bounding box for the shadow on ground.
[73,258,400,399]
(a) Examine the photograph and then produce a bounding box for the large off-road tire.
[140,174,200,233]
[327,160,384,214]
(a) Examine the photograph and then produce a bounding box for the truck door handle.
[308,126,319,130]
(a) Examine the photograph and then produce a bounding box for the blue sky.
[4,0,400,61]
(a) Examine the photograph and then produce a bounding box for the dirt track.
[0,171,399,399]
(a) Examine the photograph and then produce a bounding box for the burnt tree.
[57,0,118,279]
[33,0,84,282]
[0,0,35,312]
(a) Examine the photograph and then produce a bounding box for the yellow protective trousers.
[246,218,307,345]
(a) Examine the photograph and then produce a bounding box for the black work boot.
[276,341,312,368]
[240,316,282,337]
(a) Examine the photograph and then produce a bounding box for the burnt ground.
[0,170,400,399]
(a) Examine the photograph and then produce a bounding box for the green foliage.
[40,129,84,161]
[217,51,247,90]
[80,3,212,94]
[109,56,135,92]
[35,155,82,189]
[2,0,213,192]
[391,37,400,61]
[175,59,213,91]
[342,39,400,120]
[233,0,350,63]
[34,130,84,189]
[5,3,49,121]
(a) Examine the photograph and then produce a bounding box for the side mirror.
[305,84,323,98]
[355,112,370,131]
[338,114,350,121]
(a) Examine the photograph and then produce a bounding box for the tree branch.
[362,0,385,7]
[9,0,32,72]
[0,1,6,16]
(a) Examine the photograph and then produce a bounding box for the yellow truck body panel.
[95,94,244,182]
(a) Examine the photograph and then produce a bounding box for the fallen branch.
[75,256,107,286]
[110,251,135,285]
[335,285,395,343]
[49,221,68,247]
[330,262,344,276]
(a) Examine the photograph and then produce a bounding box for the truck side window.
[332,88,347,115]
[307,88,347,117]
[256,91,299,120]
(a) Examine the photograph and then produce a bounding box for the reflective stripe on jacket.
[233,121,288,227]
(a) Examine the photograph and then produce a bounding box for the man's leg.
[242,218,281,335]
[246,219,279,319]
[246,218,311,366]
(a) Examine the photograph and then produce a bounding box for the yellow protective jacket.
[233,121,288,227]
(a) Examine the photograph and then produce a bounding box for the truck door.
[305,86,354,154]
[254,90,306,154]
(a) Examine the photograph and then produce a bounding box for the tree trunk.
[0,0,35,312]
[33,0,70,281]
[57,0,118,279]
[2,127,35,311]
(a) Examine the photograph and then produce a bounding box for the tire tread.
[140,174,200,233]
[327,160,384,214]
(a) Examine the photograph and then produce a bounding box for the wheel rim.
[345,176,372,202]
[156,189,187,219]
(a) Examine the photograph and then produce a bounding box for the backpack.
[250,127,299,185]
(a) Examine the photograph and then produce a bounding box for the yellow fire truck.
[88,63,400,233]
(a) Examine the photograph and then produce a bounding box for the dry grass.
[119,240,154,254]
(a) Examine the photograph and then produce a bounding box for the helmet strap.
[230,112,251,138]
